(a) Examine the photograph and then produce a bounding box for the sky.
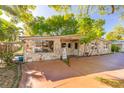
[32,5,124,34]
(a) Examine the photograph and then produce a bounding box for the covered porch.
[60,36,80,56]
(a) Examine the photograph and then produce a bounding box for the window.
[68,43,71,48]
[61,43,66,48]
[75,43,78,49]
[35,41,42,53]
[34,40,54,53]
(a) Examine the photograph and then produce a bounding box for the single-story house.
[112,40,124,52]
[20,35,111,62]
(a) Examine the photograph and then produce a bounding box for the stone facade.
[23,38,61,62]
[79,39,111,56]
[21,36,111,62]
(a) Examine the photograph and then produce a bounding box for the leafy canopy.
[0,18,20,41]
[0,5,36,23]
[28,14,79,36]
[0,5,36,41]
[78,17,105,44]
[28,14,105,44]
[49,5,124,18]
[106,26,124,40]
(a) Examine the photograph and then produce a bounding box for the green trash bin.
[18,56,23,62]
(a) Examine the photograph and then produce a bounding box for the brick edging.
[11,63,22,88]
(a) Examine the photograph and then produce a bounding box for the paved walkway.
[19,53,124,88]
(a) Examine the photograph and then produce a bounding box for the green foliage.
[0,44,22,66]
[28,14,78,36]
[28,15,105,44]
[48,5,71,13]
[0,18,20,41]
[106,26,124,40]
[45,15,64,35]
[111,44,120,52]
[49,5,124,18]
[2,52,14,65]
[0,9,2,15]
[0,5,36,38]
[0,51,14,66]
[0,5,36,23]
[78,17,105,44]
[28,16,46,35]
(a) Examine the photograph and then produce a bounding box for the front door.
[74,42,79,56]
[67,42,73,56]
[61,42,79,56]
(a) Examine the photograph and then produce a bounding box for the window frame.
[68,43,71,48]
[34,40,54,53]
[75,43,78,49]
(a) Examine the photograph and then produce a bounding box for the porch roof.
[19,35,111,43]
[19,35,80,40]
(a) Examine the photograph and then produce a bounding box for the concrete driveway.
[19,53,124,88]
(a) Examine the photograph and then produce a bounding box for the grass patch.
[96,77,124,88]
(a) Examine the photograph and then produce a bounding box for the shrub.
[0,51,14,66]
[0,43,22,66]
[4,52,14,65]
[111,44,120,52]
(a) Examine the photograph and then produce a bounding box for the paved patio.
[19,53,124,88]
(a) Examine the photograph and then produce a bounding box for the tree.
[0,5,36,23]
[0,18,20,41]
[45,14,78,35]
[0,5,36,38]
[62,14,78,35]
[45,15,64,35]
[27,16,47,35]
[78,17,105,43]
[49,5,124,18]
[78,17,105,56]
[48,5,71,14]
[106,26,124,40]
[28,14,78,36]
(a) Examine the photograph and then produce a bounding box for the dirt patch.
[0,64,20,88]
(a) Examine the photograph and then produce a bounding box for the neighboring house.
[20,35,111,62]
[112,40,124,52]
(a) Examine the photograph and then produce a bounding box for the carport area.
[19,53,124,88]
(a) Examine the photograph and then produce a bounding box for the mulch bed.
[0,64,21,88]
